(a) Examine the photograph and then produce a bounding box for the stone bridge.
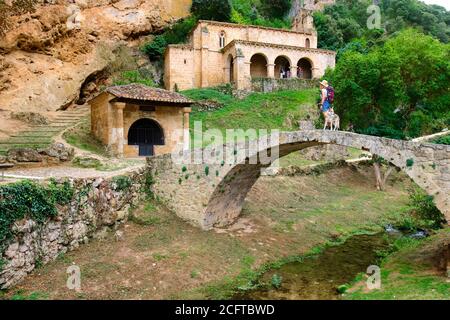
[146,130,450,230]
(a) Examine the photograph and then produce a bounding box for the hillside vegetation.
[183,88,318,146]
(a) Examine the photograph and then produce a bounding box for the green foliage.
[191,270,200,278]
[230,0,291,28]
[142,17,198,60]
[270,273,283,289]
[184,88,317,147]
[327,29,450,138]
[113,70,155,87]
[259,0,291,20]
[408,188,445,229]
[0,180,74,254]
[111,176,132,192]
[433,135,450,145]
[63,119,111,158]
[47,179,74,205]
[10,290,49,300]
[315,0,450,51]
[204,166,210,176]
[143,171,155,199]
[337,284,349,293]
[406,158,414,168]
[191,0,232,22]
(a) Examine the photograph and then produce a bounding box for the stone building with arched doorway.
[164,14,336,91]
[88,84,192,157]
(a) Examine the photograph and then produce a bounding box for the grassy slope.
[183,89,319,147]
[345,228,450,300]
[62,116,110,157]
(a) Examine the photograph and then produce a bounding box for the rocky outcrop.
[6,148,43,162]
[6,143,75,163]
[0,0,191,115]
[0,169,144,289]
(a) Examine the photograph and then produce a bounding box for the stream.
[235,227,427,300]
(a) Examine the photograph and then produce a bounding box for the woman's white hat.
[320,80,329,87]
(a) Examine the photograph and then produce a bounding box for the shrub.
[142,17,197,60]
[141,35,167,60]
[142,171,155,199]
[433,135,450,145]
[408,188,445,229]
[271,274,283,288]
[191,0,232,22]
[0,180,74,255]
[113,70,155,87]
[111,176,132,192]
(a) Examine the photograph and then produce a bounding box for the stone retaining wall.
[0,169,144,289]
[251,78,318,93]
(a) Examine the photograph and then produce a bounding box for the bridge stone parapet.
[146,130,450,229]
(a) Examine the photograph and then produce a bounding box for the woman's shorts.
[322,100,331,112]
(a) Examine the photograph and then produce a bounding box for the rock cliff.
[0,0,191,133]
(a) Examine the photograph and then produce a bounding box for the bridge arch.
[147,131,450,230]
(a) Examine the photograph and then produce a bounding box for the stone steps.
[0,108,89,155]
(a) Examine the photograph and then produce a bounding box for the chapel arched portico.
[164,19,336,91]
[222,40,333,89]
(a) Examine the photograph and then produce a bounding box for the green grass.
[345,230,450,300]
[183,89,318,147]
[10,290,49,300]
[130,200,164,226]
[432,135,450,145]
[63,118,110,157]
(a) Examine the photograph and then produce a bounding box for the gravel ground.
[2,161,145,180]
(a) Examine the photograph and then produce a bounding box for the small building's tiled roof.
[105,84,193,104]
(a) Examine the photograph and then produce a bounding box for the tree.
[191,0,232,22]
[372,155,395,191]
[327,29,450,138]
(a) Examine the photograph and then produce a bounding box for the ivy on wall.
[0,180,74,262]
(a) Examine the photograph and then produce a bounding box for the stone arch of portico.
[225,54,234,83]
[274,55,292,79]
[250,53,269,78]
[297,57,314,79]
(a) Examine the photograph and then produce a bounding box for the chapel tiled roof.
[105,84,193,104]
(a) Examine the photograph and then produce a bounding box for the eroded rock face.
[38,142,75,161]
[6,143,75,163]
[7,148,43,162]
[0,0,190,115]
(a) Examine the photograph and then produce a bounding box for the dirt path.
[2,161,145,180]
[0,166,414,300]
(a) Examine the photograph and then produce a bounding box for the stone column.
[182,107,191,151]
[267,63,275,78]
[113,102,126,158]
[290,66,298,78]
[235,49,250,90]
[200,26,210,88]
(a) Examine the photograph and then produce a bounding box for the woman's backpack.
[326,86,335,103]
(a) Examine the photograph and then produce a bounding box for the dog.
[323,110,340,131]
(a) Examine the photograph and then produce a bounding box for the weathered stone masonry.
[0,169,144,289]
[147,130,450,230]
